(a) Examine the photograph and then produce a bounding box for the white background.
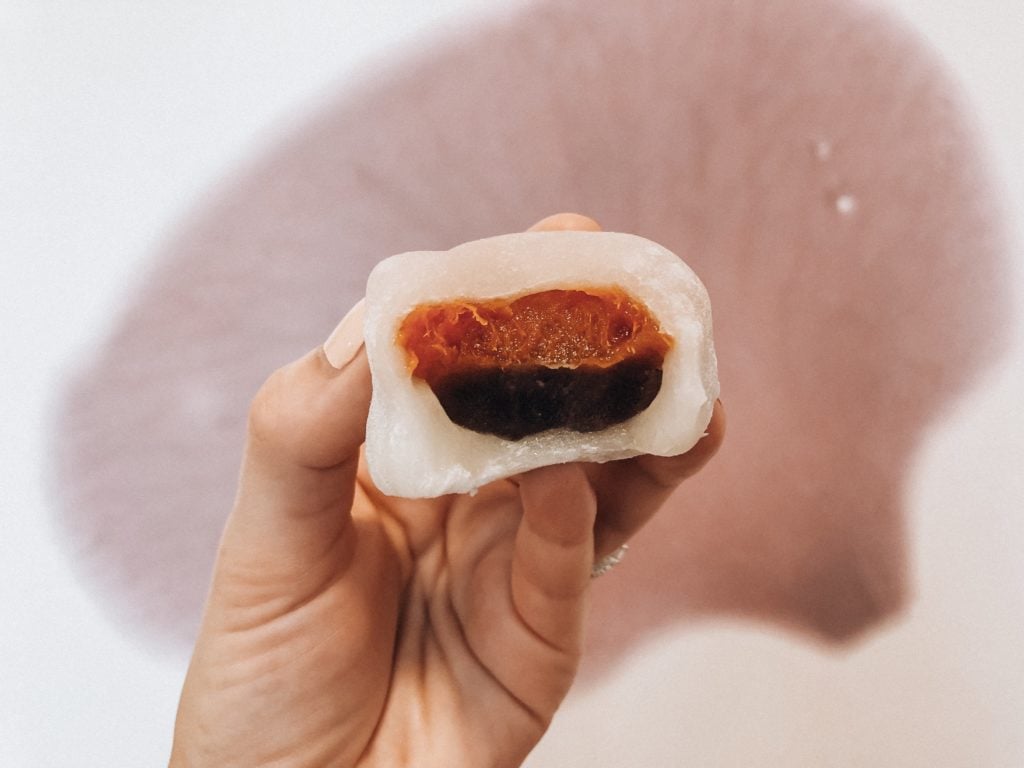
[2,1,1022,765]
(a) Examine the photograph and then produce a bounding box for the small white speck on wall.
[835,193,858,216]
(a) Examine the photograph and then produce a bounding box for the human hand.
[169,213,725,768]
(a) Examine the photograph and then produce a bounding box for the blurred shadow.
[53,0,1010,671]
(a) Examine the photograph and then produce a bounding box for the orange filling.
[398,288,672,381]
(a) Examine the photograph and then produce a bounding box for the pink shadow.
[53,0,1010,671]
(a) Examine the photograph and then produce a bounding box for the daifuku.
[363,230,718,498]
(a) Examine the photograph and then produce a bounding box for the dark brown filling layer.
[398,288,672,439]
[431,358,664,440]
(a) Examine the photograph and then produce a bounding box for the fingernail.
[527,212,602,232]
[323,299,366,369]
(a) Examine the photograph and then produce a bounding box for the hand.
[169,213,725,768]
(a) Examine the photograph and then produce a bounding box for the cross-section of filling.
[396,288,673,440]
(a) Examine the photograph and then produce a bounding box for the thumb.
[218,299,371,578]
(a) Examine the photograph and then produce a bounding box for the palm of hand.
[175,429,720,767]
[179,447,602,768]
[348,471,586,768]
[176,460,585,765]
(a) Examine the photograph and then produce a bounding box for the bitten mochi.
[363,231,718,498]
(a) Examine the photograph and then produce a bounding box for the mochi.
[363,230,718,498]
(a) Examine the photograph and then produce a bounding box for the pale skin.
[170,213,726,768]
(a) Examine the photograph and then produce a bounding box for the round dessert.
[363,230,718,498]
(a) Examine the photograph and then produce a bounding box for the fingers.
[590,399,726,556]
[527,212,602,232]
[222,300,372,575]
[509,463,597,652]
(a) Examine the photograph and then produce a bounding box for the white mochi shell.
[363,231,719,498]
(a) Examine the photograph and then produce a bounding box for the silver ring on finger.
[591,544,629,579]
